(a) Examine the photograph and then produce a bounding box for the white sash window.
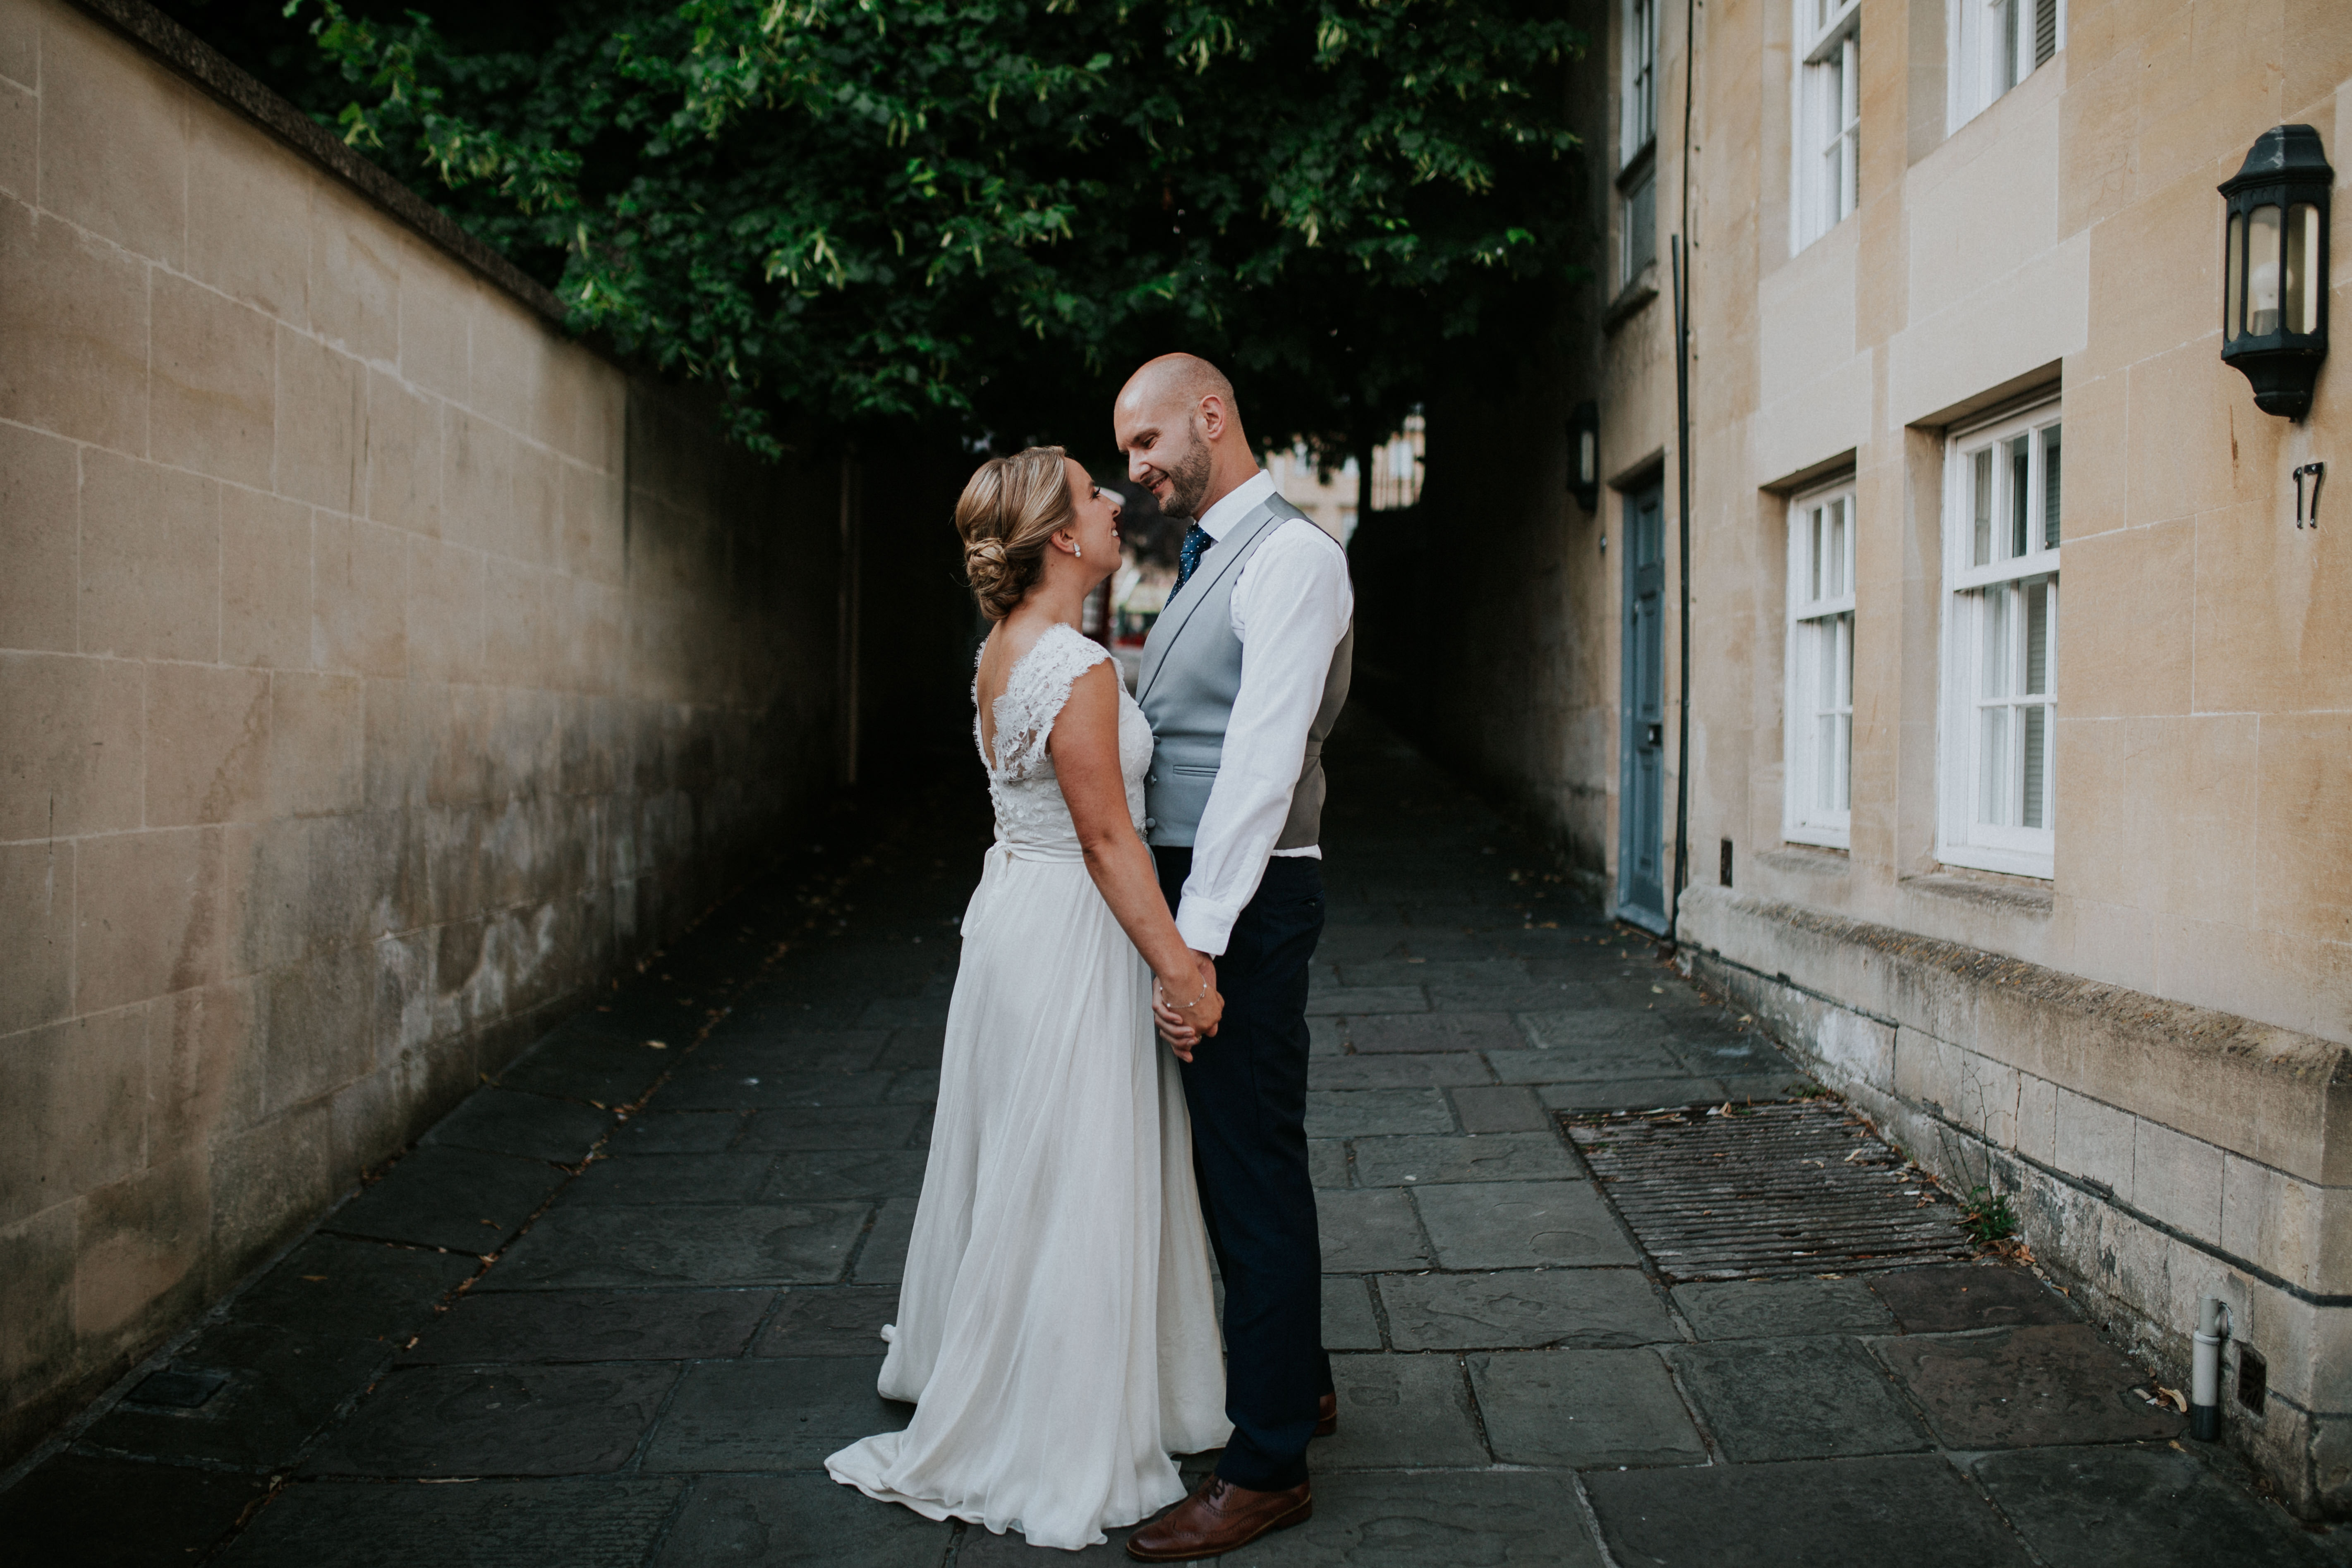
[1939,401,2062,878]
[1950,0,2063,132]
[1786,481,1856,847]
[1793,0,1860,251]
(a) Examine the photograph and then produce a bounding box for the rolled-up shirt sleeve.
[1174,521,1354,954]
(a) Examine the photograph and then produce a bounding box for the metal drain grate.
[1567,1101,1975,1282]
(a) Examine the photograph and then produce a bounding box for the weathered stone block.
[78,452,219,662]
[144,663,271,826]
[0,651,144,840]
[307,184,398,364]
[150,269,274,487]
[394,237,472,401]
[258,941,376,1117]
[2053,1087,2136,1202]
[70,1148,213,1345]
[0,200,148,450]
[74,827,225,1012]
[0,423,79,652]
[266,672,363,819]
[273,326,362,512]
[310,512,407,678]
[220,488,313,671]
[36,9,184,263]
[183,108,309,321]
[2132,1118,2225,1245]
[0,1010,146,1229]
[404,535,483,685]
[363,369,440,537]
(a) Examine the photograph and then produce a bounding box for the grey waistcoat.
[1137,493,1354,850]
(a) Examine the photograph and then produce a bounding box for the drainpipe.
[2192,1296,2230,1441]
[1666,0,1699,943]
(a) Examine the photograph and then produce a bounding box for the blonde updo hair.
[954,445,1075,621]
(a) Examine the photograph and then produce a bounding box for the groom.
[1114,355,1354,1561]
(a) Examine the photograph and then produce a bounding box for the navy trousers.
[1154,848,1334,1492]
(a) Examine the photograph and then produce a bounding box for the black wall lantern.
[2219,124,2331,420]
[1569,400,1600,511]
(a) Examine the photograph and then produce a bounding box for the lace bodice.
[976,624,1151,855]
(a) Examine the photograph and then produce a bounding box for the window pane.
[2041,424,2062,548]
[2002,0,2021,90]
[2287,203,2320,336]
[1808,506,1824,599]
[1835,611,1853,708]
[1982,584,2012,697]
[2248,204,2283,336]
[2008,434,2031,559]
[1972,449,1993,565]
[2024,577,2050,694]
[1829,498,1847,596]
[1980,705,2010,826]
[2225,213,2245,342]
[1624,168,1656,282]
[2021,705,2046,829]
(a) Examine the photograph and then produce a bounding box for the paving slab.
[1449,1084,1551,1132]
[1971,1444,2335,1567]
[757,1286,901,1356]
[1516,1009,1678,1048]
[852,1197,917,1285]
[560,1151,778,1205]
[1672,1277,1895,1339]
[1411,1180,1637,1269]
[0,1452,268,1568]
[1337,1013,1523,1052]
[403,1288,772,1363]
[856,997,951,1028]
[1485,1042,1689,1083]
[1667,1336,1932,1461]
[1308,1139,1350,1189]
[1467,1348,1706,1467]
[1322,1276,1384,1350]
[887,1066,941,1102]
[1315,1354,1489,1468]
[1868,1262,2081,1332]
[479,1202,871,1290]
[1583,1454,2037,1567]
[228,1235,477,1340]
[301,1363,679,1476]
[1349,1132,1579,1187]
[1238,1469,1606,1566]
[1304,1088,1456,1137]
[423,1087,616,1163]
[607,1110,746,1153]
[323,1144,568,1252]
[737,1106,927,1151]
[1309,1053,1497,1090]
[764,1149,931,1202]
[1873,1323,2186,1448]
[496,1035,677,1106]
[692,1029,893,1074]
[1428,982,1605,1012]
[1380,1269,1673,1350]
[654,1473,956,1567]
[876,1026,946,1069]
[219,1477,687,1568]
[1537,1077,1728,1111]
[1336,959,1533,989]
[1305,985,1430,1017]
[77,1324,390,1469]
[642,1357,908,1471]
[1316,1188,1434,1273]
[657,1068,900,1111]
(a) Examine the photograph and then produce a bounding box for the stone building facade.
[0,0,864,1464]
[1375,0,2352,1515]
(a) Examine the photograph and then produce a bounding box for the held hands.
[1152,952,1222,1062]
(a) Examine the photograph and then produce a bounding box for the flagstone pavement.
[3,713,2342,1567]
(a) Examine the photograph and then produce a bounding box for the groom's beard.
[1160,435,1214,520]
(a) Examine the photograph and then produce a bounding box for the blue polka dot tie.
[1174,524,1212,596]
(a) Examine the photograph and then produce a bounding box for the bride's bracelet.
[1158,972,1211,1011]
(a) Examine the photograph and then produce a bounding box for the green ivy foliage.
[248,0,1589,455]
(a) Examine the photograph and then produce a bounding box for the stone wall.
[0,0,848,1463]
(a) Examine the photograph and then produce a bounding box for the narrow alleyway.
[2,716,2335,1566]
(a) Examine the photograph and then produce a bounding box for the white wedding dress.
[825,622,1231,1551]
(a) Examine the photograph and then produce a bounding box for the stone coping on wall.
[65,0,565,323]
[1678,886,2352,1190]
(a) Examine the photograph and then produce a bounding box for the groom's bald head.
[1114,354,1253,520]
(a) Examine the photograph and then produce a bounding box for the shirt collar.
[1195,468,1277,541]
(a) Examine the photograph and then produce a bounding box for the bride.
[825,447,1234,1550]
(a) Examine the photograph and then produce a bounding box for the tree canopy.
[169,0,1589,458]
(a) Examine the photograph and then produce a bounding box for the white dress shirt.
[1174,469,1356,955]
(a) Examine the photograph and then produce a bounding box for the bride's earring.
[1074,541,1083,559]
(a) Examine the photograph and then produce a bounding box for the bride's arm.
[1050,661,1223,1053]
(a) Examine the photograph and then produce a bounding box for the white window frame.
[1623,0,1659,165]
[1785,478,1857,848]
[1938,398,2063,879]
[1948,0,2065,132]
[1792,0,1860,253]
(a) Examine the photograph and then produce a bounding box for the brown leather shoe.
[1315,1391,1337,1436]
[1126,1476,1312,1561]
